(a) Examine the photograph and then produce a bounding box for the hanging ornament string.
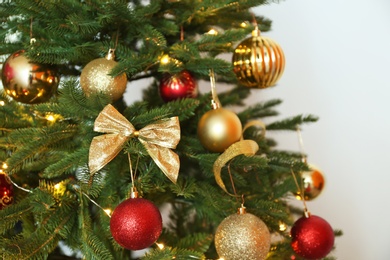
[89,104,181,183]
[291,168,310,217]
[212,120,266,194]
[128,153,140,198]
[213,139,259,194]
[30,17,36,45]
[227,161,243,202]
[209,69,221,109]
[296,125,307,163]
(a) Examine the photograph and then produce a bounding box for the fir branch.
[266,114,319,130]
[0,199,33,235]
[176,233,213,253]
[5,124,78,174]
[185,57,234,77]
[238,99,282,122]
[42,147,89,178]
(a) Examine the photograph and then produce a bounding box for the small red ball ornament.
[110,197,163,250]
[159,70,198,102]
[291,214,334,259]
[0,172,14,209]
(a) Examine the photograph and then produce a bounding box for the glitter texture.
[80,57,127,101]
[110,198,162,250]
[215,212,271,260]
[291,214,334,259]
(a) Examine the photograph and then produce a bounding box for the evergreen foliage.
[0,0,340,259]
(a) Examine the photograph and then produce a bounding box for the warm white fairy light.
[160,54,170,64]
[46,114,55,122]
[103,208,112,216]
[0,101,5,106]
[53,182,66,197]
[240,21,248,27]
[2,163,8,169]
[156,242,165,250]
[279,221,287,231]
[206,28,218,35]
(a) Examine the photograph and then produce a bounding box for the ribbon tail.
[141,141,179,184]
[213,140,259,194]
[242,120,266,139]
[89,134,129,175]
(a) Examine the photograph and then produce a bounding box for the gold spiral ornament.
[232,28,285,89]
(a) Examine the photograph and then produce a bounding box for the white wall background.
[123,1,390,259]
[250,1,390,259]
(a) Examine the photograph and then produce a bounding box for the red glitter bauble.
[291,214,335,259]
[159,70,198,102]
[0,173,14,209]
[110,198,162,250]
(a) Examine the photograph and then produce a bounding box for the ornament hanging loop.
[106,48,116,60]
[296,125,307,163]
[29,17,37,46]
[291,168,310,217]
[209,69,221,109]
[127,153,139,199]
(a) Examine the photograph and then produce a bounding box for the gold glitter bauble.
[215,209,271,260]
[295,165,325,201]
[232,29,285,88]
[80,54,127,102]
[1,50,59,104]
[197,108,242,153]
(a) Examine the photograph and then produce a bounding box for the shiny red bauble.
[159,70,198,102]
[0,173,14,209]
[291,214,334,259]
[109,198,162,250]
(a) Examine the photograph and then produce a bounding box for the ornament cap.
[237,204,246,215]
[251,27,261,37]
[130,187,139,199]
[106,48,116,60]
[304,210,311,218]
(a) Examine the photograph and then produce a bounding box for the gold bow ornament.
[89,104,181,183]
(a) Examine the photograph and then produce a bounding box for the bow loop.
[89,104,180,183]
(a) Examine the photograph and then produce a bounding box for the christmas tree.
[0,1,341,259]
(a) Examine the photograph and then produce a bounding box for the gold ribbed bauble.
[232,28,285,88]
[1,50,59,104]
[197,108,242,153]
[80,50,127,102]
[295,165,325,201]
[215,207,271,260]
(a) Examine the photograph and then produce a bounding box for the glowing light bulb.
[240,22,248,28]
[104,209,112,217]
[207,28,218,35]
[160,55,170,64]
[156,242,165,250]
[279,221,287,231]
[46,115,55,122]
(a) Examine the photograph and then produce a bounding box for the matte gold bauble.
[232,28,285,88]
[1,50,59,104]
[295,165,325,201]
[80,51,127,102]
[215,207,271,260]
[197,108,242,153]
